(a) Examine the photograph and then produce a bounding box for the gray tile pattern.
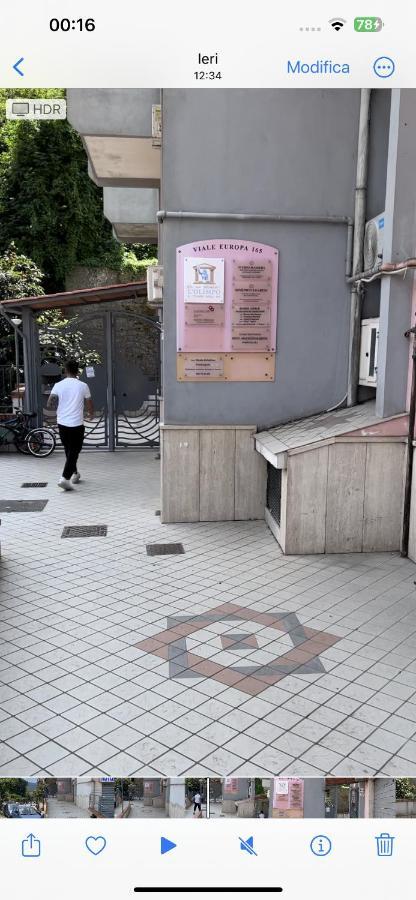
[0,453,416,777]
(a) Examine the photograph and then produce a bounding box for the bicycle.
[0,409,56,457]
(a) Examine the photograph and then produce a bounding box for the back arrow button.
[13,57,25,77]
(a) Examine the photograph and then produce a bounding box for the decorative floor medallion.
[135,601,339,696]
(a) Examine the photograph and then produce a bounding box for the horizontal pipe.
[157,209,353,225]
[157,210,354,277]
[347,258,416,284]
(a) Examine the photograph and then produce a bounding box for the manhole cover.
[146,542,185,556]
[61,525,108,538]
[21,482,48,488]
[0,500,48,512]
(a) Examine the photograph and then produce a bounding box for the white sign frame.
[184,256,225,303]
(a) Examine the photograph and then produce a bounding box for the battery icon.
[354,17,384,31]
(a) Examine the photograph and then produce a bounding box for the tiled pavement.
[1,452,416,778]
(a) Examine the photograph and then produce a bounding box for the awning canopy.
[0,280,148,312]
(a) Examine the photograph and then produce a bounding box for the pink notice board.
[272,778,304,811]
[224,778,239,794]
[177,239,279,353]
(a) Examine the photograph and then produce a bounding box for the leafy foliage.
[0,778,28,803]
[396,778,416,800]
[0,242,44,300]
[0,89,156,293]
[0,244,44,363]
[38,310,101,368]
[0,246,99,368]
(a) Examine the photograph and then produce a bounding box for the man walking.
[193,791,202,816]
[47,359,93,491]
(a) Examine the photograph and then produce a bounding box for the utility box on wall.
[359,317,379,387]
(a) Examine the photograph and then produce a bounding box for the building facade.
[63,89,416,554]
[213,777,397,818]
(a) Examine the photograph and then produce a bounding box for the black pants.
[193,803,201,812]
[59,424,85,480]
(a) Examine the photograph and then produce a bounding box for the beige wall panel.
[161,429,200,523]
[235,430,267,520]
[363,443,405,551]
[177,352,275,382]
[325,443,366,552]
[285,447,328,554]
[200,430,236,521]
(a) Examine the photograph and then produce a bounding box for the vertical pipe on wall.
[347,89,372,407]
[401,327,416,556]
[106,309,115,451]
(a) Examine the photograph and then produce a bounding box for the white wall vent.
[359,317,379,387]
[363,213,385,270]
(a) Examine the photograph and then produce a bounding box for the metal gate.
[41,308,161,450]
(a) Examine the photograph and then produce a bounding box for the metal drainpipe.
[401,326,416,557]
[347,89,372,407]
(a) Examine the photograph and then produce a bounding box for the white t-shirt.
[50,377,91,427]
[194,794,201,804]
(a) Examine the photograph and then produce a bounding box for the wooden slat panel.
[235,430,266,520]
[363,443,405,551]
[285,447,328,554]
[325,443,366,553]
[161,429,200,523]
[200,430,235,521]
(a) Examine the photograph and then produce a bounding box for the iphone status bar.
[0,0,414,87]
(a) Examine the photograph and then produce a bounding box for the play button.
[161,837,177,855]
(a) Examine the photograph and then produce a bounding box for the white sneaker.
[71,473,81,484]
[58,477,73,491]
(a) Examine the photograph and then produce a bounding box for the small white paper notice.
[276,779,289,795]
[85,366,95,378]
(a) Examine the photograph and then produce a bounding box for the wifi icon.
[329,17,346,31]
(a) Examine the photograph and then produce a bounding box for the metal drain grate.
[0,500,48,512]
[146,542,185,556]
[61,525,108,538]
[21,482,48,488]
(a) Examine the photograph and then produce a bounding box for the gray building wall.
[303,778,326,818]
[377,90,416,418]
[160,88,383,426]
[67,88,160,136]
[374,779,396,818]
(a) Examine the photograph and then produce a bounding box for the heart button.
[85,835,107,856]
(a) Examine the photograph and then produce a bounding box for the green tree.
[0,243,44,364]
[396,778,416,800]
[255,778,265,795]
[0,778,28,803]
[0,245,100,371]
[0,89,156,293]
[37,310,101,368]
